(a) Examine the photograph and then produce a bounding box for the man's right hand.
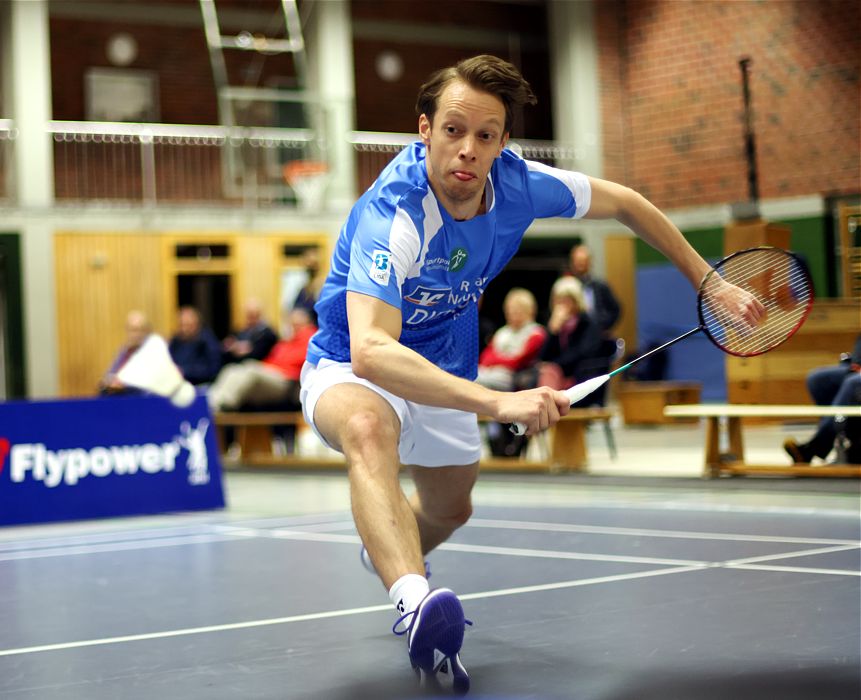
[493,386,571,436]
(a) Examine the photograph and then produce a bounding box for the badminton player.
[299,54,763,693]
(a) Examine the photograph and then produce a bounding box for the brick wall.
[351,0,552,138]
[595,0,860,209]
[50,17,296,125]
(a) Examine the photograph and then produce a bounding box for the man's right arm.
[347,291,569,435]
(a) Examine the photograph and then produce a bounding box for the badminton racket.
[512,246,814,435]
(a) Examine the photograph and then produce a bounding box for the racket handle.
[509,375,610,436]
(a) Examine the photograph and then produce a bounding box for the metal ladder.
[198,0,319,202]
[199,0,308,128]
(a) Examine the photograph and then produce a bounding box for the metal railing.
[0,120,578,208]
[347,130,579,194]
[50,120,320,207]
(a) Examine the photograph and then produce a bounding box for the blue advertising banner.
[0,394,226,526]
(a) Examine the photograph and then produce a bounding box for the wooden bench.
[213,411,343,468]
[479,407,614,473]
[215,407,614,474]
[664,404,861,478]
[618,381,702,425]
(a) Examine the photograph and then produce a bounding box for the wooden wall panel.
[55,233,163,397]
[603,234,637,354]
[726,298,861,405]
[55,231,334,398]
[236,236,278,330]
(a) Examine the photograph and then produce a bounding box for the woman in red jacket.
[476,288,546,391]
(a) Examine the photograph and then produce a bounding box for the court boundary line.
[267,528,861,576]
[465,517,861,546]
[0,564,704,658]
[2,515,858,563]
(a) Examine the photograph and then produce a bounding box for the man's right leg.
[309,378,472,692]
[312,382,425,589]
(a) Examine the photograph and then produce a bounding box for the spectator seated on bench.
[784,334,861,465]
[208,308,316,450]
[535,276,606,403]
[475,288,546,457]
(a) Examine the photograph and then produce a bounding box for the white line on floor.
[722,543,861,567]
[728,563,861,576]
[465,517,861,546]
[266,528,861,577]
[0,564,704,658]
[269,529,709,566]
[0,534,245,562]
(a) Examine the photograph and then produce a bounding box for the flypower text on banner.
[0,395,225,526]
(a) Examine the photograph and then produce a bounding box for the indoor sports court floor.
[0,424,859,700]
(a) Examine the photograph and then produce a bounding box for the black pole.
[739,57,759,203]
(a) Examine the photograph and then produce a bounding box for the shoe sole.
[416,657,470,696]
[409,589,466,673]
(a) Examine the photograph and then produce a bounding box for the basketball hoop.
[283,160,329,211]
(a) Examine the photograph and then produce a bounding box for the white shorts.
[299,359,482,468]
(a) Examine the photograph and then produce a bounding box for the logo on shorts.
[370,250,392,285]
[448,247,468,272]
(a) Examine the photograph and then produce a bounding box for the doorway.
[176,273,232,340]
[0,234,25,398]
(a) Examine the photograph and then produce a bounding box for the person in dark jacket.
[567,243,621,334]
[537,276,604,405]
[168,306,222,386]
[221,298,278,365]
[784,333,861,464]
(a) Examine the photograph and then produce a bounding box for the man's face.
[178,310,200,339]
[419,80,507,218]
[503,298,530,330]
[125,315,148,349]
[571,247,591,278]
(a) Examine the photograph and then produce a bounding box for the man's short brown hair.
[416,55,537,135]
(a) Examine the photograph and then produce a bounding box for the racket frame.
[696,245,814,358]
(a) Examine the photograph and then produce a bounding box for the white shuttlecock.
[117,334,196,408]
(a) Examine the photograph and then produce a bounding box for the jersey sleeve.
[524,160,592,220]
[346,197,423,309]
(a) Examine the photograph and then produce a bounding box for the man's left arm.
[584,177,711,289]
[584,177,763,325]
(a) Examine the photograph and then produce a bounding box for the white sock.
[389,573,430,617]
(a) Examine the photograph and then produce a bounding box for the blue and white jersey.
[306,142,591,379]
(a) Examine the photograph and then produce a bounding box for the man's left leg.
[400,462,478,693]
[408,462,479,556]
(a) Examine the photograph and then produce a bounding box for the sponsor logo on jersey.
[370,250,392,284]
[404,285,450,307]
[448,247,468,272]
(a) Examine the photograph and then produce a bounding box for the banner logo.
[0,438,9,476]
[177,419,210,485]
[5,420,213,489]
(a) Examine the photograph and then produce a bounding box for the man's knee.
[340,409,400,475]
[423,497,473,530]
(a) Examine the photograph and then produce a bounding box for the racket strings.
[700,249,812,356]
